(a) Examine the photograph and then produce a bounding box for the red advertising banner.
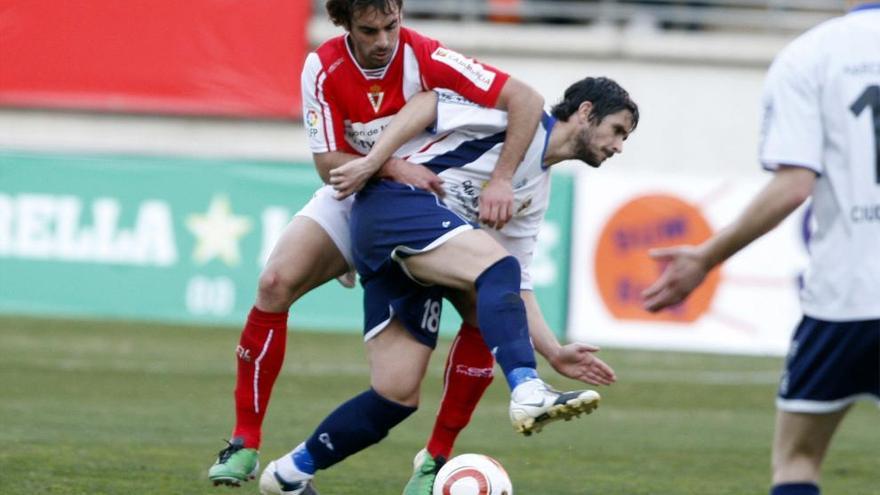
[0,0,309,118]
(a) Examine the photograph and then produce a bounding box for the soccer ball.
[432,453,513,495]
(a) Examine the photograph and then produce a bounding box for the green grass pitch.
[1,315,877,494]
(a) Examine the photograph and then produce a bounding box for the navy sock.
[474,256,536,389]
[304,388,416,470]
[770,483,820,495]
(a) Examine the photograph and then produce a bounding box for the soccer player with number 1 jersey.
[642,3,880,494]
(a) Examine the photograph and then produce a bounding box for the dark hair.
[326,0,404,28]
[551,77,639,130]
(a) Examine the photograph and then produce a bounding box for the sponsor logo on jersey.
[516,197,533,214]
[306,108,320,137]
[437,89,480,107]
[327,57,344,74]
[345,116,393,154]
[367,84,385,113]
[431,47,496,91]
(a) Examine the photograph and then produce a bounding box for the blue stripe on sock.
[292,445,316,475]
[507,367,539,389]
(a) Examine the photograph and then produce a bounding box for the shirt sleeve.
[431,90,509,135]
[758,44,824,174]
[301,53,352,154]
[416,37,510,109]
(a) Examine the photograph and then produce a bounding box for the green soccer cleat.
[209,437,260,487]
[402,448,446,495]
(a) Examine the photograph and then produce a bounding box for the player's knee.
[475,256,521,296]
[373,382,420,408]
[257,266,306,307]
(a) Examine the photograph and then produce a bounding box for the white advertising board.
[568,170,810,356]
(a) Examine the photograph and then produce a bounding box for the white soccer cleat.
[259,460,318,495]
[509,379,601,436]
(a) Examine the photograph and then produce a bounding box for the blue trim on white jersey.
[422,131,506,174]
[540,112,556,171]
[851,2,880,12]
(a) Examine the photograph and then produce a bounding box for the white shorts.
[294,184,355,270]
[294,185,538,290]
[485,231,536,291]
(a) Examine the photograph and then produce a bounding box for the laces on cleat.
[216,438,244,463]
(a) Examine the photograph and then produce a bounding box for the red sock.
[231,306,288,449]
[426,323,495,460]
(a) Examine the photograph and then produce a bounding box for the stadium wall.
[0,0,310,118]
[0,150,573,337]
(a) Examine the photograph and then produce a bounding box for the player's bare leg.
[770,408,849,493]
[210,216,349,487]
[260,319,430,495]
[368,318,434,407]
[402,230,599,436]
[403,291,494,495]
[255,216,352,313]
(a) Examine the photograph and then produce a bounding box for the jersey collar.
[539,112,556,170]
[343,33,400,80]
[850,2,880,13]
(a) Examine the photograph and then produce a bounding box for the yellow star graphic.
[186,195,252,266]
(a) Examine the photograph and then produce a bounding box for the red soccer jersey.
[300,27,510,155]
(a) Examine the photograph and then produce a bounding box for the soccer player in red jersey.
[208,2,615,491]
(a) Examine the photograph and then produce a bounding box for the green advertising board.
[0,150,572,337]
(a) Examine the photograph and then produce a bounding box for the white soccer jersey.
[403,90,556,289]
[759,4,880,320]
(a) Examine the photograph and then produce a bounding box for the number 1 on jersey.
[850,85,880,184]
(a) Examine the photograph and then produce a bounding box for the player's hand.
[641,245,709,312]
[549,342,616,386]
[330,156,382,199]
[381,159,445,197]
[479,177,514,229]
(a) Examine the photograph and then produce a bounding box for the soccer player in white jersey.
[641,3,880,494]
[209,0,607,489]
[256,77,638,495]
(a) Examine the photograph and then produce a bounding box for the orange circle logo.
[594,194,720,323]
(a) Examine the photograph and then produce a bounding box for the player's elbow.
[778,166,817,209]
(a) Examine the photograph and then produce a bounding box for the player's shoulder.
[308,34,349,69]
[774,14,854,68]
[302,35,352,85]
[399,27,442,57]
[399,27,441,48]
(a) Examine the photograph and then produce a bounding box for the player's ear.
[577,101,593,124]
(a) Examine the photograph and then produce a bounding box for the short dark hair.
[551,77,639,130]
[325,0,403,29]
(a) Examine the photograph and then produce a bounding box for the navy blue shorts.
[777,316,880,413]
[351,180,474,348]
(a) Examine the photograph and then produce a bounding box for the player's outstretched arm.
[330,91,440,198]
[522,291,616,386]
[481,78,544,230]
[642,165,816,312]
